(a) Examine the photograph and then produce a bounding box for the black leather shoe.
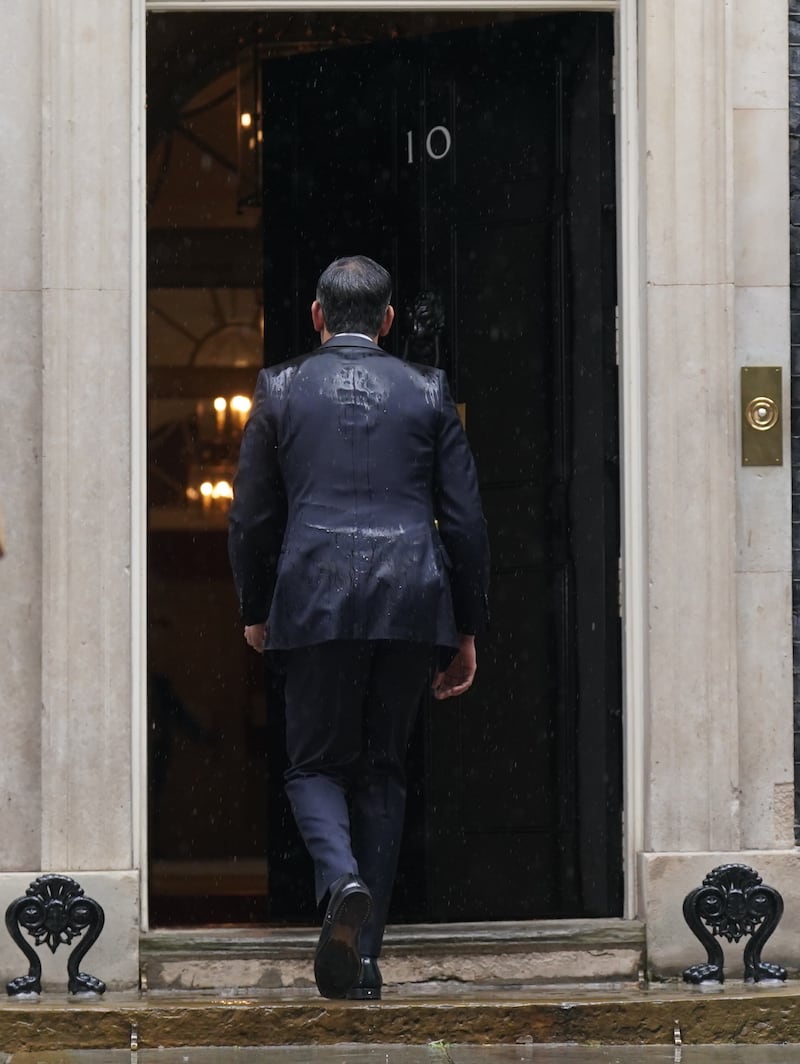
[314,874,372,999]
[346,956,382,1000]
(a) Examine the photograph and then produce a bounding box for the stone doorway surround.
[633,0,796,976]
[0,0,794,991]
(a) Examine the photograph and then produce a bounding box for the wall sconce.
[236,45,261,211]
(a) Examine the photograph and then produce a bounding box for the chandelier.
[184,394,252,513]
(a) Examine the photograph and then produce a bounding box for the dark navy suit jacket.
[228,334,489,651]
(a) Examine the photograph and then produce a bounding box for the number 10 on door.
[407,126,452,164]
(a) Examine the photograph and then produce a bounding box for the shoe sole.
[314,890,371,999]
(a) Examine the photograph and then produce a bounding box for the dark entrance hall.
[145,10,620,928]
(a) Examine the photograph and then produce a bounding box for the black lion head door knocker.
[403,291,445,367]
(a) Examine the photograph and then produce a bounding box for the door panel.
[260,13,620,923]
[423,21,561,919]
[262,42,417,361]
[459,577,559,832]
[560,20,622,916]
[481,485,553,570]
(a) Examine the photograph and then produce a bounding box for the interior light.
[200,481,214,497]
[213,480,233,499]
[213,396,227,412]
[240,112,253,129]
[230,395,252,414]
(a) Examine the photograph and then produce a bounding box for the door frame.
[134,0,644,930]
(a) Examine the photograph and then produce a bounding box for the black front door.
[261,13,621,922]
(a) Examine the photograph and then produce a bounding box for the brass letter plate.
[741,366,782,467]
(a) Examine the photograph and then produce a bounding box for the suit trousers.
[283,639,432,958]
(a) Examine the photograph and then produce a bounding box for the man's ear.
[311,300,325,334]
[378,304,395,338]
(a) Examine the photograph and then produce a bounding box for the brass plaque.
[741,366,782,467]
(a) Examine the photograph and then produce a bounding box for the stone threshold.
[0,981,799,1052]
[141,918,647,992]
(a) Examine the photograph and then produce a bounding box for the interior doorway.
[146,9,621,927]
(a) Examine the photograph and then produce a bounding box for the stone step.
[140,919,646,993]
[1,982,800,1053]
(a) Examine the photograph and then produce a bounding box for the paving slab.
[6,1047,800,1063]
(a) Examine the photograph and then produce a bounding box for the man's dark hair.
[316,256,392,337]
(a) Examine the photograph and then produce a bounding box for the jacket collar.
[320,334,384,354]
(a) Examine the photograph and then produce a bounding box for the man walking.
[229,255,489,1000]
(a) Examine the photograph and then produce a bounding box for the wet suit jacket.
[228,333,489,652]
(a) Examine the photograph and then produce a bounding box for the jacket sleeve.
[433,372,490,635]
[228,370,287,625]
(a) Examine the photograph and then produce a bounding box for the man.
[229,255,489,1000]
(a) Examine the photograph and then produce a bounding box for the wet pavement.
[5,1047,800,1063]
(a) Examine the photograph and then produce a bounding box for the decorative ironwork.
[5,874,106,995]
[403,290,445,367]
[682,863,786,985]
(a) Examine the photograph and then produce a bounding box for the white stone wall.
[0,0,44,873]
[732,0,793,853]
[639,0,796,974]
[0,0,138,990]
[40,0,134,874]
